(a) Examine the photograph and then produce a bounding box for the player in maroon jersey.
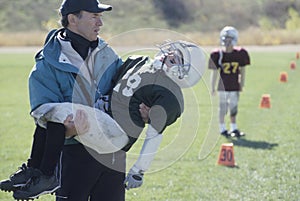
[208,26,250,137]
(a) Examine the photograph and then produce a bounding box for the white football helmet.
[220,26,238,46]
[154,40,206,88]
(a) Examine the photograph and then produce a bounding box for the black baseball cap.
[60,0,112,16]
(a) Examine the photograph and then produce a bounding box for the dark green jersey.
[110,57,184,151]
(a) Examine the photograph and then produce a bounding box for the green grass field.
[0,49,299,201]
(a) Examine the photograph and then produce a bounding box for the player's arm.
[208,52,219,96]
[239,48,250,92]
[124,124,163,190]
[210,69,218,95]
[239,67,246,91]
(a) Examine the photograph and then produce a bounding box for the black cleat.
[0,163,35,192]
[220,130,230,138]
[230,129,245,138]
[13,169,60,200]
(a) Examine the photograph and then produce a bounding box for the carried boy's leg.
[40,122,66,176]
[13,122,65,200]
[0,125,46,192]
[27,125,47,168]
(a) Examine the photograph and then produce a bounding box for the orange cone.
[296,52,300,60]
[260,94,271,108]
[290,61,296,70]
[217,143,236,167]
[279,72,288,83]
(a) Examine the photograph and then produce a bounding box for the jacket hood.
[35,28,108,74]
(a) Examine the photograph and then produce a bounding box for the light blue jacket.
[29,28,123,112]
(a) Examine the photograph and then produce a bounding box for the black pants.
[56,144,126,201]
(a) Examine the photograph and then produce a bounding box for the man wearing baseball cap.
[60,0,112,16]
[5,0,127,200]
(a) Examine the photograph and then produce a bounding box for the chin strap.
[131,124,163,173]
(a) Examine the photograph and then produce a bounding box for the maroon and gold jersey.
[208,47,250,91]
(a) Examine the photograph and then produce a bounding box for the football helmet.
[220,26,238,46]
[154,40,206,88]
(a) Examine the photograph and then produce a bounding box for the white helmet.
[220,26,238,46]
[154,40,206,88]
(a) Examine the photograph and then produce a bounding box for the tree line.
[0,0,299,33]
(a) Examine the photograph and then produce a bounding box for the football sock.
[27,125,47,168]
[219,123,226,133]
[40,122,66,176]
[230,123,237,131]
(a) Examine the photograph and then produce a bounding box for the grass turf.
[0,50,299,201]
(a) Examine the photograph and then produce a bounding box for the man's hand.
[124,168,144,190]
[64,109,89,137]
[139,103,150,123]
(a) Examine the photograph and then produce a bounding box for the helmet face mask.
[220,26,238,47]
[221,36,235,47]
[162,48,187,79]
[155,40,206,88]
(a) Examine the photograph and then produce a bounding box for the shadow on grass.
[230,138,279,150]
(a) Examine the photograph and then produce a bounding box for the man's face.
[163,50,183,68]
[223,36,234,48]
[70,11,103,41]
